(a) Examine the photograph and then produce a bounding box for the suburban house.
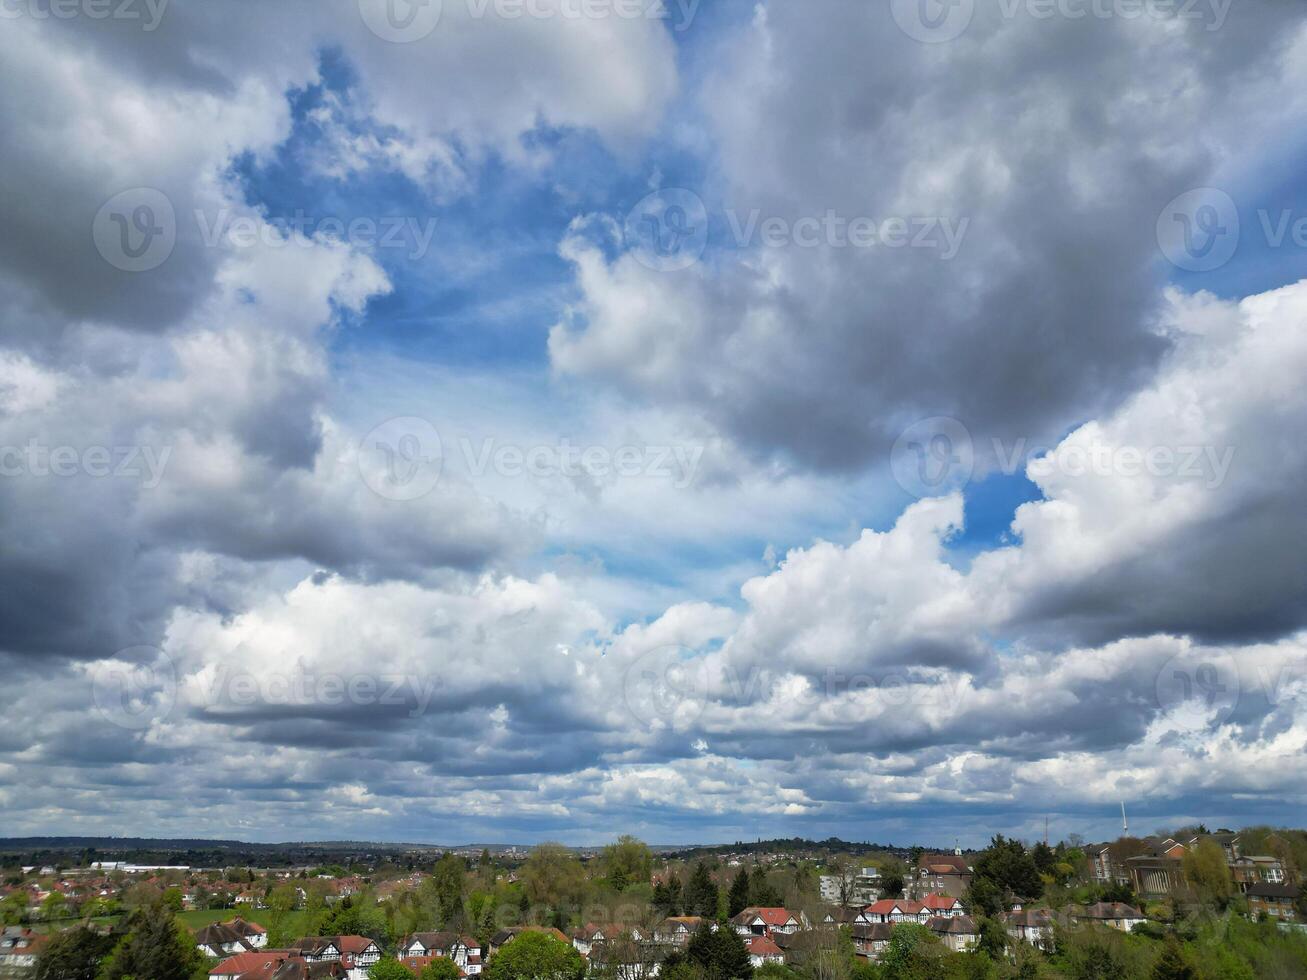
[911,853,973,898]
[570,924,647,957]
[1248,883,1301,922]
[848,923,894,960]
[822,907,872,927]
[209,950,292,980]
[397,932,480,974]
[745,935,785,968]
[1072,903,1146,932]
[195,919,269,958]
[652,916,708,946]
[729,907,805,937]
[863,899,930,924]
[288,938,342,963]
[266,960,348,980]
[0,928,48,971]
[927,915,979,952]
[920,894,966,918]
[1005,908,1056,949]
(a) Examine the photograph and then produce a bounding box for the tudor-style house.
[863,899,930,925]
[729,908,806,937]
[398,932,481,973]
[652,916,708,946]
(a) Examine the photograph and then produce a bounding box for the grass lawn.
[177,906,314,936]
[30,907,313,939]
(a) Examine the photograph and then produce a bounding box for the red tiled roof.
[921,894,960,910]
[747,936,782,956]
[210,950,290,977]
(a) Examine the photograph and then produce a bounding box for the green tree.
[685,921,753,980]
[431,853,467,925]
[727,869,751,917]
[1182,839,1233,908]
[39,893,69,922]
[97,902,205,980]
[484,931,585,980]
[970,836,1042,907]
[748,874,783,910]
[685,862,720,918]
[419,958,463,980]
[368,958,416,980]
[521,843,585,910]
[1,891,27,925]
[878,923,937,979]
[601,836,653,891]
[33,926,114,980]
[161,887,184,913]
[975,917,1006,959]
[1151,938,1197,980]
[878,859,906,900]
[265,884,300,948]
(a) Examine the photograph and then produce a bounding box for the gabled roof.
[210,951,291,977]
[1077,902,1144,919]
[917,854,971,875]
[920,894,961,910]
[1005,909,1054,928]
[865,899,924,915]
[746,936,783,956]
[262,960,347,980]
[321,935,379,957]
[731,907,797,926]
[289,937,341,956]
[928,915,977,935]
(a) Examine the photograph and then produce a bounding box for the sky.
[2,0,1307,850]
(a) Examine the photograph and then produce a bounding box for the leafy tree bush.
[97,902,206,980]
[368,958,416,980]
[483,930,585,980]
[418,958,463,980]
[32,926,114,980]
[683,921,753,979]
